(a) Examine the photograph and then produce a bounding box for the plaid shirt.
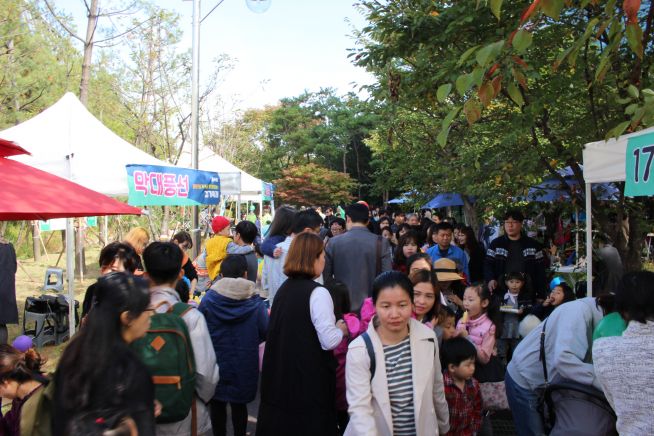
[443,372,483,436]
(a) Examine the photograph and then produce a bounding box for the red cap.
[211,216,230,233]
[357,200,370,209]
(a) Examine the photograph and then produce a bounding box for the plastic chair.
[43,267,64,292]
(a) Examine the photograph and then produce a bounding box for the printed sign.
[263,182,275,201]
[39,218,67,232]
[126,164,221,206]
[625,132,654,197]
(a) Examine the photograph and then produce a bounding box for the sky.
[57,0,375,112]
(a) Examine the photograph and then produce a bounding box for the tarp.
[0,139,142,220]
[177,147,267,200]
[582,126,654,183]
[580,127,654,297]
[0,92,171,196]
[422,193,469,209]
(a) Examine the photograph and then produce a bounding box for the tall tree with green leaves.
[353,0,654,269]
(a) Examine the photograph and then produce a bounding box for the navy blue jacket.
[199,278,268,403]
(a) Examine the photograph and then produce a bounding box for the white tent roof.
[583,126,654,183]
[177,147,266,199]
[0,92,171,196]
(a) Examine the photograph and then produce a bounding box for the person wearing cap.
[206,216,232,281]
[246,204,257,223]
[434,258,467,315]
[484,209,547,299]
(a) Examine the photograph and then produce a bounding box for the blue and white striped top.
[383,336,416,436]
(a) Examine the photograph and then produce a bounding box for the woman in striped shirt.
[344,271,450,436]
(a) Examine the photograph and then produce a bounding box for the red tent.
[1,138,141,220]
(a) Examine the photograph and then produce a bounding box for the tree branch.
[43,0,85,43]
[94,16,156,44]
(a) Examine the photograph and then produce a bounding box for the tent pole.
[189,0,201,260]
[102,215,109,246]
[66,218,76,336]
[585,183,593,297]
[575,206,579,264]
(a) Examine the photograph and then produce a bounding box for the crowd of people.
[0,202,652,436]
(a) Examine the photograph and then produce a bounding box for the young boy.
[199,255,268,436]
[441,337,483,436]
[227,220,259,283]
[434,306,458,347]
[143,242,220,436]
[206,215,232,281]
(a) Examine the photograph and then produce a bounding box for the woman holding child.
[345,271,450,436]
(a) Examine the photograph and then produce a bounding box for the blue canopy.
[422,193,469,209]
[526,177,619,202]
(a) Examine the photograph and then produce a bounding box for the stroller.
[540,378,617,436]
[537,319,617,436]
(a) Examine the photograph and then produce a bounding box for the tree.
[353,0,654,269]
[213,89,381,201]
[273,163,357,207]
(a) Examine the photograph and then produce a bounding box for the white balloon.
[245,0,271,13]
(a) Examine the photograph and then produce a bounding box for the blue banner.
[126,164,220,206]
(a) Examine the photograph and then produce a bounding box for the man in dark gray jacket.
[324,203,392,312]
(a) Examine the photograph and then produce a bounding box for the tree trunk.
[161,206,170,240]
[74,220,87,277]
[79,0,99,104]
[462,196,479,237]
[32,221,42,262]
[624,211,643,271]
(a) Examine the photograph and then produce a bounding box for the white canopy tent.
[582,126,654,295]
[177,147,270,218]
[0,92,171,195]
[0,92,175,335]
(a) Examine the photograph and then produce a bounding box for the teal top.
[593,312,627,342]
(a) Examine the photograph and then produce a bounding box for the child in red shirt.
[441,337,483,436]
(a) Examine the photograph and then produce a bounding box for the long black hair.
[57,272,150,411]
[265,205,296,238]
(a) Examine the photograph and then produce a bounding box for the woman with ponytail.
[0,344,47,435]
[53,272,156,436]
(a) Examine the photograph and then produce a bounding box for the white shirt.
[263,235,323,304]
[310,286,343,350]
[263,236,294,301]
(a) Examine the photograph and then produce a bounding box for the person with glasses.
[484,209,547,300]
[53,273,156,436]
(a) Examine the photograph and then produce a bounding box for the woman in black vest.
[257,232,348,436]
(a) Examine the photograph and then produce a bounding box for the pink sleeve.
[344,313,361,338]
[358,298,375,334]
[477,324,496,364]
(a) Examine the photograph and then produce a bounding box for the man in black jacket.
[484,209,547,299]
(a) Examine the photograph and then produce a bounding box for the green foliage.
[273,163,357,207]
[0,0,82,128]
[218,89,381,201]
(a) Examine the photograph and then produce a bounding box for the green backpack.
[132,302,197,423]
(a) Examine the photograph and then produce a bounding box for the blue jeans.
[505,372,545,436]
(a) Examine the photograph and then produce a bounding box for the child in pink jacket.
[456,285,502,383]
[327,282,363,435]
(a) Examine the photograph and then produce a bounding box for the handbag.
[476,354,509,411]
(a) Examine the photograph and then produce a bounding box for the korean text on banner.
[263,182,275,201]
[625,131,654,197]
[126,164,221,206]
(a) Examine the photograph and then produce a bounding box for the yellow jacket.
[205,235,232,280]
